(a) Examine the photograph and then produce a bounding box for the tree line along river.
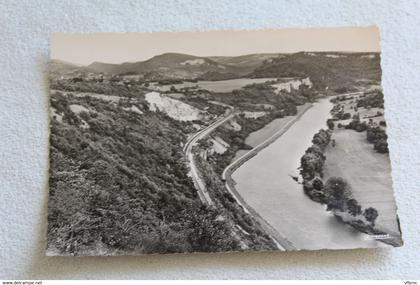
[231,98,387,250]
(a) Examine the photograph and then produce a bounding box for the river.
[231,98,385,250]
[151,78,276,93]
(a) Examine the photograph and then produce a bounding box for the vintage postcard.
[47,27,402,256]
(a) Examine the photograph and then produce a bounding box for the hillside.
[50,60,91,76]
[53,53,280,80]
[47,81,281,255]
[208,53,280,74]
[52,52,382,88]
[48,91,241,255]
[87,62,120,74]
[87,53,237,79]
[250,52,382,91]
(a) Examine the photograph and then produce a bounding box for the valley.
[48,50,402,255]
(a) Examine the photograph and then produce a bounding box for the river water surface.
[152,78,276,93]
[232,98,384,250]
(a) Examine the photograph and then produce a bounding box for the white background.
[1,0,419,279]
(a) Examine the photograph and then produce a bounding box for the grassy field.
[231,104,311,161]
[339,95,385,127]
[245,104,311,146]
[323,128,400,236]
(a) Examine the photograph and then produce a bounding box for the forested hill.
[47,86,276,255]
[53,52,381,88]
[52,53,280,80]
[48,91,239,255]
[249,52,382,91]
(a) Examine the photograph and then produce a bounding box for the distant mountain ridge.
[52,53,281,79]
[50,59,88,75]
[51,51,381,87]
[208,53,280,69]
[88,53,227,77]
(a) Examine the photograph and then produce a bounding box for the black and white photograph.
[47,27,403,256]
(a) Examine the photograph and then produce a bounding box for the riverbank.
[299,94,402,247]
[222,103,313,181]
[231,98,384,250]
[324,129,401,235]
[222,102,314,250]
[231,104,311,161]
[321,94,403,246]
[184,108,283,251]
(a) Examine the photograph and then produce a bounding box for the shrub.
[345,119,367,132]
[347,199,362,216]
[374,138,389,153]
[367,126,387,143]
[363,207,379,227]
[357,91,384,109]
[342,112,351,120]
[327,119,335,130]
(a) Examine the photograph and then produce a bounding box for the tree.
[342,112,351,120]
[374,139,389,153]
[312,129,331,149]
[312,177,324,191]
[300,152,324,180]
[327,119,335,130]
[363,207,379,227]
[352,113,360,121]
[324,177,352,210]
[346,199,362,216]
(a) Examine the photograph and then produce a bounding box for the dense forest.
[250,52,382,91]
[48,75,296,254]
[48,91,247,255]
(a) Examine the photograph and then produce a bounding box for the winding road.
[183,104,309,250]
[183,109,235,206]
[183,108,291,250]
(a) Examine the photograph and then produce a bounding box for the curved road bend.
[183,110,236,206]
[183,108,290,250]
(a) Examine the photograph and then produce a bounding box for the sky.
[51,26,380,66]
